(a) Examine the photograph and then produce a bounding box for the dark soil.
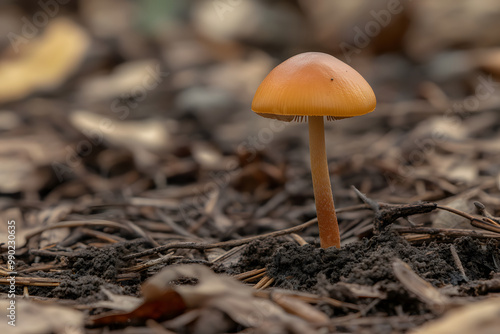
[1,240,149,302]
[229,232,500,317]
[8,231,498,322]
[267,234,489,289]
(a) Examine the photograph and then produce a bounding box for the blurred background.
[1,0,500,240]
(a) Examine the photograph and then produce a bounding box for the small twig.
[290,233,308,246]
[351,186,439,233]
[24,220,135,245]
[473,201,488,216]
[116,272,141,282]
[123,217,319,260]
[450,244,468,282]
[18,263,61,274]
[156,208,200,239]
[30,249,77,258]
[254,289,360,311]
[355,193,500,236]
[392,258,452,313]
[210,245,246,264]
[255,191,289,219]
[254,275,273,289]
[336,203,372,213]
[260,277,275,290]
[393,226,500,240]
[80,228,126,243]
[473,201,500,225]
[243,271,267,283]
[121,252,178,273]
[352,186,380,212]
[233,268,266,281]
[436,205,475,220]
[374,202,438,234]
[0,277,60,287]
[437,204,500,233]
[470,218,500,234]
[359,299,381,317]
[89,197,179,210]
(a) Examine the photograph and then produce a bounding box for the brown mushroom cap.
[251,52,376,121]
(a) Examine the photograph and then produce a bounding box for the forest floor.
[1,2,500,334]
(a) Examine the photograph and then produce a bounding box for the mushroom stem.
[308,116,341,248]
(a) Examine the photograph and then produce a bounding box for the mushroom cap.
[251,52,376,121]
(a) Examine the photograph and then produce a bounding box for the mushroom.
[251,52,376,248]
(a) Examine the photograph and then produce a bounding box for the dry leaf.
[0,300,84,334]
[433,198,475,230]
[0,18,90,103]
[157,265,321,333]
[78,59,164,102]
[393,259,451,311]
[411,297,500,334]
[91,290,186,325]
[271,293,329,324]
[141,264,249,307]
[91,287,143,312]
[69,110,171,151]
[93,264,321,332]
[0,133,67,193]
